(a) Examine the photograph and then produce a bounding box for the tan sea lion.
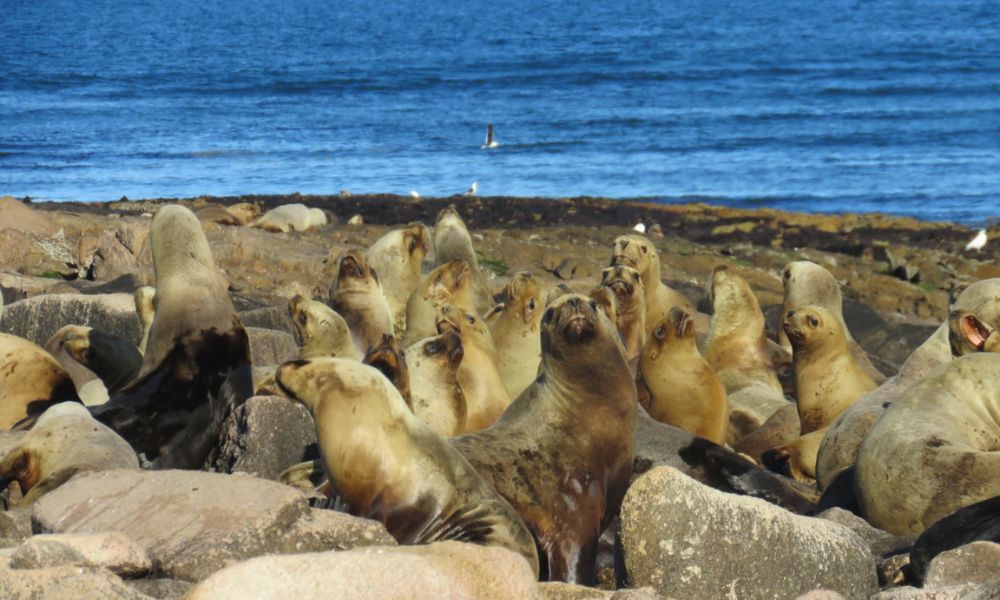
[600,265,646,365]
[90,205,253,469]
[45,326,108,406]
[251,203,328,233]
[195,204,245,227]
[289,295,359,360]
[437,305,510,433]
[452,294,636,584]
[0,334,80,429]
[703,266,787,443]
[133,286,155,356]
[227,202,260,224]
[402,259,475,346]
[363,334,411,407]
[610,234,694,336]
[856,352,1000,535]
[433,206,495,315]
[486,271,547,400]
[779,261,885,383]
[329,249,394,357]
[366,223,430,333]
[949,295,1000,355]
[405,331,467,437]
[640,307,728,444]
[274,358,539,573]
[0,402,138,507]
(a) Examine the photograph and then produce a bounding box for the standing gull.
[464,182,478,197]
[481,123,500,149]
[964,229,988,252]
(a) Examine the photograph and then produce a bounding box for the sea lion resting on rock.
[485,271,547,401]
[640,307,727,444]
[433,206,494,316]
[610,234,693,336]
[403,259,475,346]
[251,203,328,233]
[329,249,394,357]
[90,205,253,469]
[405,331,467,437]
[366,223,430,333]
[600,265,646,366]
[452,294,636,584]
[0,333,79,429]
[856,352,1000,535]
[275,357,539,574]
[0,402,138,507]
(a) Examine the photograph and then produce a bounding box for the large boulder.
[186,541,540,600]
[538,582,663,599]
[209,395,317,478]
[245,327,298,366]
[0,197,59,236]
[924,542,1000,588]
[9,532,151,577]
[620,467,877,600]
[874,583,1000,599]
[0,558,148,600]
[31,469,394,581]
[0,293,141,346]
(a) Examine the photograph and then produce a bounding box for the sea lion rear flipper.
[815,466,861,516]
[907,494,1000,585]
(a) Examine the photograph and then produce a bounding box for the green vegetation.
[38,271,65,279]
[477,252,510,276]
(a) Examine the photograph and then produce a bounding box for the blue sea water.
[1,0,999,224]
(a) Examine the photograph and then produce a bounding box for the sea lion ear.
[541,307,554,327]
[483,304,504,325]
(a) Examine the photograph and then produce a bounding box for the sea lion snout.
[338,252,366,279]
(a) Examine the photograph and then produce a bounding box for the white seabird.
[633,223,646,234]
[481,123,500,149]
[410,190,420,199]
[464,182,478,197]
[965,229,988,251]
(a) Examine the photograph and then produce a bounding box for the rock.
[237,306,295,336]
[32,469,394,581]
[539,582,663,599]
[9,532,151,577]
[874,583,1000,599]
[209,395,317,478]
[347,214,364,227]
[796,592,846,600]
[77,224,149,281]
[924,542,1000,588]
[0,197,59,236]
[186,541,540,600]
[0,558,149,599]
[0,511,33,543]
[245,327,298,366]
[0,293,141,347]
[127,578,191,599]
[817,508,913,558]
[0,229,80,280]
[620,467,877,600]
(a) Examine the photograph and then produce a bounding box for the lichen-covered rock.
[0,293,141,347]
[31,469,393,581]
[9,532,151,577]
[539,582,664,599]
[0,558,150,599]
[924,542,1000,588]
[620,467,877,600]
[127,578,191,600]
[209,395,316,478]
[245,327,297,366]
[874,583,1000,600]
[186,541,540,600]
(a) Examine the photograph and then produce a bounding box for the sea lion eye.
[528,299,536,311]
[808,315,819,327]
[640,245,648,254]
[589,300,598,311]
[298,312,307,325]
[466,314,476,325]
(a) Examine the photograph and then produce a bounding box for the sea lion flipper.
[908,494,1000,585]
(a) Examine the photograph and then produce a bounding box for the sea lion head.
[402,222,431,258]
[334,249,380,291]
[288,295,356,359]
[541,293,614,353]
[644,307,695,362]
[949,298,1000,356]
[436,305,492,346]
[601,265,645,308]
[426,259,471,299]
[276,357,401,417]
[503,271,547,327]
[589,285,620,324]
[783,305,841,352]
[610,234,660,279]
[363,334,410,405]
[435,205,464,228]
[417,330,464,370]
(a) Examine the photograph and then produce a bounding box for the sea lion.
[90,205,253,469]
[855,352,1000,535]
[274,358,539,574]
[366,223,430,333]
[251,203,328,233]
[195,204,245,227]
[405,331,467,437]
[0,334,80,429]
[949,295,1000,355]
[610,233,694,336]
[0,402,138,507]
[134,286,155,355]
[640,307,728,444]
[778,261,886,383]
[328,249,394,357]
[227,202,260,224]
[289,295,359,360]
[452,294,636,584]
[61,327,142,395]
[703,265,787,443]
[402,259,475,346]
[733,403,801,464]
[44,326,109,406]
[600,265,646,365]
[433,206,495,315]
[363,334,411,407]
[486,271,547,400]
[437,305,510,433]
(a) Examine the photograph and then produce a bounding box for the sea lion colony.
[0,200,998,595]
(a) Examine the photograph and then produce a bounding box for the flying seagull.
[965,229,988,252]
[481,123,500,149]
[464,182,478,197]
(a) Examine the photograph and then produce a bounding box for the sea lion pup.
[486,271,548,400]
[599,265,646,365]
[227,202,260,224]
[405,331,467,437]
[0,402,138,507]
[402,259,475,346]
[366,222,430,333]
[133,286,155,356]
[250,203,328,233]
[779,261,885,383]
[856,352,1000,535]
[90,205,253,469]
[0,334,80,429]
[609,233,693,336]
[328,249,394,357]
[45,325,109,406]
[703,265,787,444]
[451,294,636,584]
[195,204,245,227]
[363,334,411,407]
[433,206,495,316]
[274,358,539,574]
[289,295,359,360]
[437,305,510,432]
[640,307,728,444]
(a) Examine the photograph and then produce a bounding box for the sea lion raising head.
[610,233,693,336]
[434,206,495,315]
[600,265,646,364]
[403,259,474,346]
[329,249,394,357]
[404,330,467,437]
[366,223,431,333]
[288,295,359,361]
[486,271,547,400]
[949,296,1000,356]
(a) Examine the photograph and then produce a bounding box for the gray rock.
[817,508,913,557]
[0,293,141,347]
[238,306,295,336]
[620,466,877,600]
[246,327,298,366]
[209,395,316,478]
[127,578,192,600]
[874,583,1000,600]
[925,542,1000,588]
[32,469,393,582]
[539,582,664,599]
[0,558,150,599]
[795,592,847,600]
[186,541,540,600]
[9,532,151,577]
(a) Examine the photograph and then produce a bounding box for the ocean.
[2,0,998,224]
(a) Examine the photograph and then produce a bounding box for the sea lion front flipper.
[907,494,1000,585]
